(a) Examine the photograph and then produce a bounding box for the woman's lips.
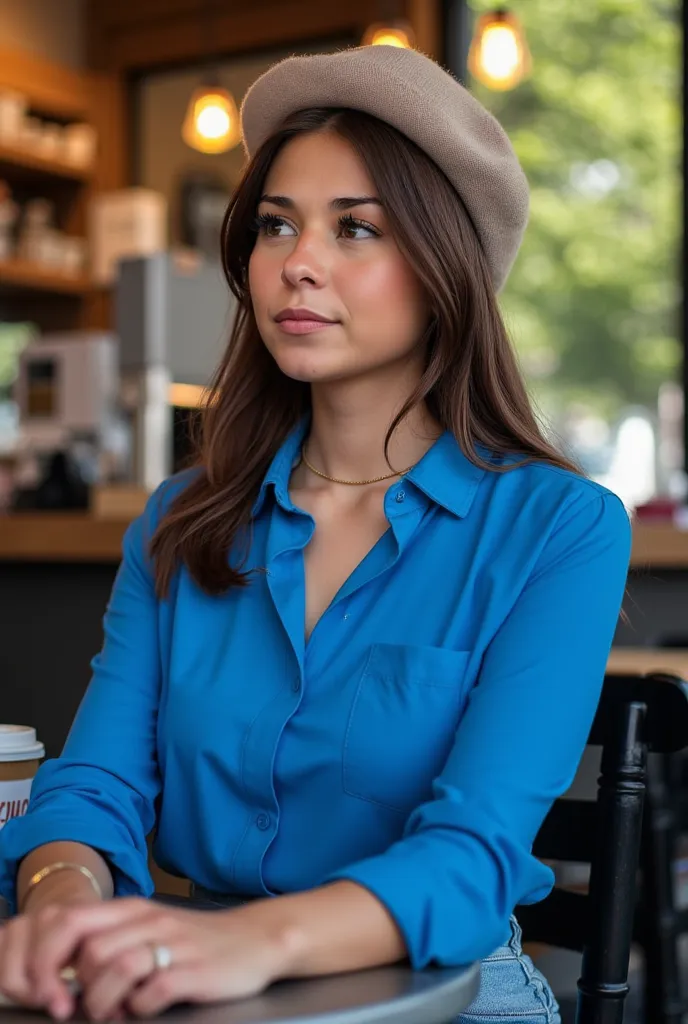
[276,319,340,335]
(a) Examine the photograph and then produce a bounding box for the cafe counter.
[2,513,688,565]
[0,514,128,562]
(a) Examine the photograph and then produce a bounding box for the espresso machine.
[12,251,236,506]
[12,331,125,508]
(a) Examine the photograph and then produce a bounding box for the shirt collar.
[405,431,487,518]
[252,417,309,517]
[253,422,487,520]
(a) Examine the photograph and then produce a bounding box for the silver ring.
[151,944,173,971]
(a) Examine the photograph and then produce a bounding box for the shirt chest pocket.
[342,643,471,813]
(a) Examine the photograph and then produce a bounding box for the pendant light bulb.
[182,85,241,154]
[361,20,415,49]
[468,9,531,91]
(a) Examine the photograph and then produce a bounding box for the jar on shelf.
[0,90,27,145]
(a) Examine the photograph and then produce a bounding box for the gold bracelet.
[20,861,103,911]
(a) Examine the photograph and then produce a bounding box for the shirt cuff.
[0,813,153,916]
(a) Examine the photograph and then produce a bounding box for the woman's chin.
[275,355,351,385]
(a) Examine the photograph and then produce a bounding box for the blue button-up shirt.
[0,422,631,966]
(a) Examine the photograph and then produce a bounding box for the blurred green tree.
[0,323,34,395]
[468,0,681,430]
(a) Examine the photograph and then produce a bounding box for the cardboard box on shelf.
[88,188,168,285]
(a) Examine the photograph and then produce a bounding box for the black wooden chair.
[633,743,688,1024]
[518,672,688,1024]
[632,634,688,1024]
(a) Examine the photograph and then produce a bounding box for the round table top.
[0,962,480,1024]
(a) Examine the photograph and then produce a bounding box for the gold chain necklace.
[300,445,414,486]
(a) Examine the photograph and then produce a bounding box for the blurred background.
[0,4,686,1018]
[0,0,682,513]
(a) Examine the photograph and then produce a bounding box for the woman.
[0,45,630,1023]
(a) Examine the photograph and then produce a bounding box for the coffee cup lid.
[0,725,45,762]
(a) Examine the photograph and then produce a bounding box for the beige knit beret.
[240,45,529,292]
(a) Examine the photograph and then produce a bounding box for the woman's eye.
[254,212,378,240]
[339,218,378,240]
[256,214,296,237]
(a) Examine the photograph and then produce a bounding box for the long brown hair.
[151,106,580,598]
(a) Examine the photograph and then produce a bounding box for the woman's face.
[248,130,430,385]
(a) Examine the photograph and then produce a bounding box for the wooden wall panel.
[86,0,441,71]
[80,71,128,329]
[406,0,441,59]
[86,0,380,71]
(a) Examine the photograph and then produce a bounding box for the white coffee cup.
[0,725,44,830]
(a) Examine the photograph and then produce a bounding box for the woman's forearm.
[17,842,114,912]
[243,880,408,978]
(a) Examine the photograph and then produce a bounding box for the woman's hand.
[0,871,103,1018]
[2,897,298,1021]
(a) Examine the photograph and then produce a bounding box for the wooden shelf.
[0,141,92,182]
[0,43,126,334]
[0,257,90,295]
[630,522,688,569]
[608,647,688,680]
[0,514,126,562]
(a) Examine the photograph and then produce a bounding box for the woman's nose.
[281,233,328,288]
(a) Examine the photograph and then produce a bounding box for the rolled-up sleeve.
[325,491,632,967]
[0,497,165,914]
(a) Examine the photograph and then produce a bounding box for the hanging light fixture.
[468,7,531,91]
[181,0,241,154]
[362,0,415,49]
[361,20,415,48]
[182,84,240,154]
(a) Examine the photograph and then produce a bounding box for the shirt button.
[395,490,406,503]
[292,677,301,692]
[256,813,271,830]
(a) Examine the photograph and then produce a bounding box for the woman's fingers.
[0,912,75,1019]
[76,916,181,1020]
[127,967,200,1018]
[31,898,151,998]
[2,900,280,1019]
[128,952,274,1019]
[29,905,78,1007]
[0,915,36,1006]
[81,943,159,1022]
[76,916,174,987]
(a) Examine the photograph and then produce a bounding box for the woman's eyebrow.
[259,194,383,210]
[331,196,383,210]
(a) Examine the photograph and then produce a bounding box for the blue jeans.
[458,917,561,1024]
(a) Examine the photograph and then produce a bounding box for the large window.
[469,0,682,507]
